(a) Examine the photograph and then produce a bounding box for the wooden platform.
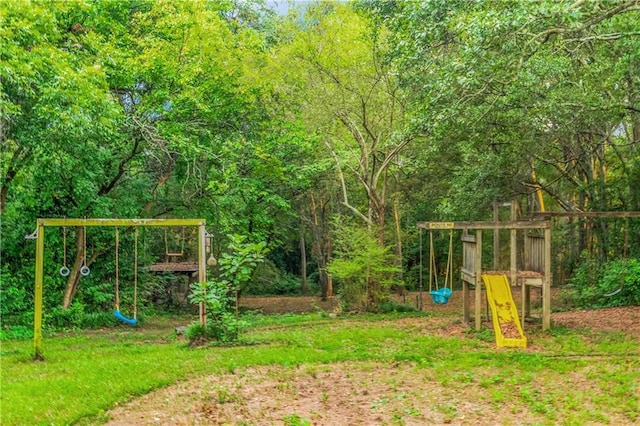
[147,262,199,273]
[480,270,543,286]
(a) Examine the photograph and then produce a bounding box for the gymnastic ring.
[80,265,91,276]
[59,266,70,277]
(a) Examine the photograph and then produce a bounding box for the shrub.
[45,302,85,329]
[249,260,308,295]
[188,280,248,344]
[568,258,640,308]
[328,223,402,312]
[0,325,33,340]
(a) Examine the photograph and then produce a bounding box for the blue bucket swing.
[428,229,454,305]
[114,227,138,325]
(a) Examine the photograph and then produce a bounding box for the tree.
[0,0,279,314]
[264,2,414,305]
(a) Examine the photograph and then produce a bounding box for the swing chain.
[60,227,70,277]
[80,226,90,276]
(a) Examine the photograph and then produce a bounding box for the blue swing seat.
[114,309,138,325]
[429,287,452,304]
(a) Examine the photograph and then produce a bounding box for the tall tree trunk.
[62,227,86,310]
[300,225,308,295]
[310,194,333,300]
[62,227,107,309]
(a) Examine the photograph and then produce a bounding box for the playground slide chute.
[481,274,527,348]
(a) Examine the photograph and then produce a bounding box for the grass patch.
[1,313,639,425]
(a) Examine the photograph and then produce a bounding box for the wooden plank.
[461,234,476,243]
[532,211,640,218]
[417,220,550,230]
[475,230,483,330]
[148,263,199,272]
[39,218,206,227]
[493,204,500,271]
[463,280,470,324]
[543,227,552,330]
[198,224,207,325]
[425,222,455,229]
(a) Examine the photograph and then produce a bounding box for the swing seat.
[429,288,452,304]
[114,309,138,325]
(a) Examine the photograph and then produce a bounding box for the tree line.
[2,0,639,325]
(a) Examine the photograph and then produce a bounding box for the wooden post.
[493,203,500,271]
[462,280,470,324]
[510,202,517,292]
[475,229,483,330]
[198,224,207,325]
[543,227,552,330]
[33,221,45,360]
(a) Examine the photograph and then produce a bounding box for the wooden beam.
[198,223,207,325]
[532,211,640,218]
[475,230,482,330]
[417,220,550,230]
[38,218,205,227]
[510,202,517,292]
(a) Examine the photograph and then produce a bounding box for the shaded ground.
[104,291,640,425]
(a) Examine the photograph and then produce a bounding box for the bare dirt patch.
[551,306,640,338]
[104,292,640,425]
[240,290,640,339]
[105,359,634,426]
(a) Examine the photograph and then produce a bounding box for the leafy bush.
[216,234,268,294]
[81,312,117,328]
[188,280,248,344]
[0,325,33,340]
[328,223,402,312]
[568,258,640,308]
[45,302,85,329]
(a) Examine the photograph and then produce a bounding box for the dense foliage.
[2,0,639,328]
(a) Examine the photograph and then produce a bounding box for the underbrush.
[566,258,640,308]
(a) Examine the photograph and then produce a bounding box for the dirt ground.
[105,291,640,425]
[239,290,640,339]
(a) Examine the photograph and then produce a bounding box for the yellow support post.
[34,221,45,360]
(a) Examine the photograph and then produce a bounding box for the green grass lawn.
[1,313,639,425]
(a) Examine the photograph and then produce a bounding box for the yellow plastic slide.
[481,274,527,348]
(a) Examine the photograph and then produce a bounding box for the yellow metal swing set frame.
[31,218,208,360]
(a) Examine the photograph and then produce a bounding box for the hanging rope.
[419,228,423,311]
[114,226,138,325]
[133,227,138,320]
[445,229,454,290]
[164,227,185,258]
[80,226,90,276]
[429,230,437,292]
[115,227,120,311]
[60,227,70,277]
[428,229,454,304]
